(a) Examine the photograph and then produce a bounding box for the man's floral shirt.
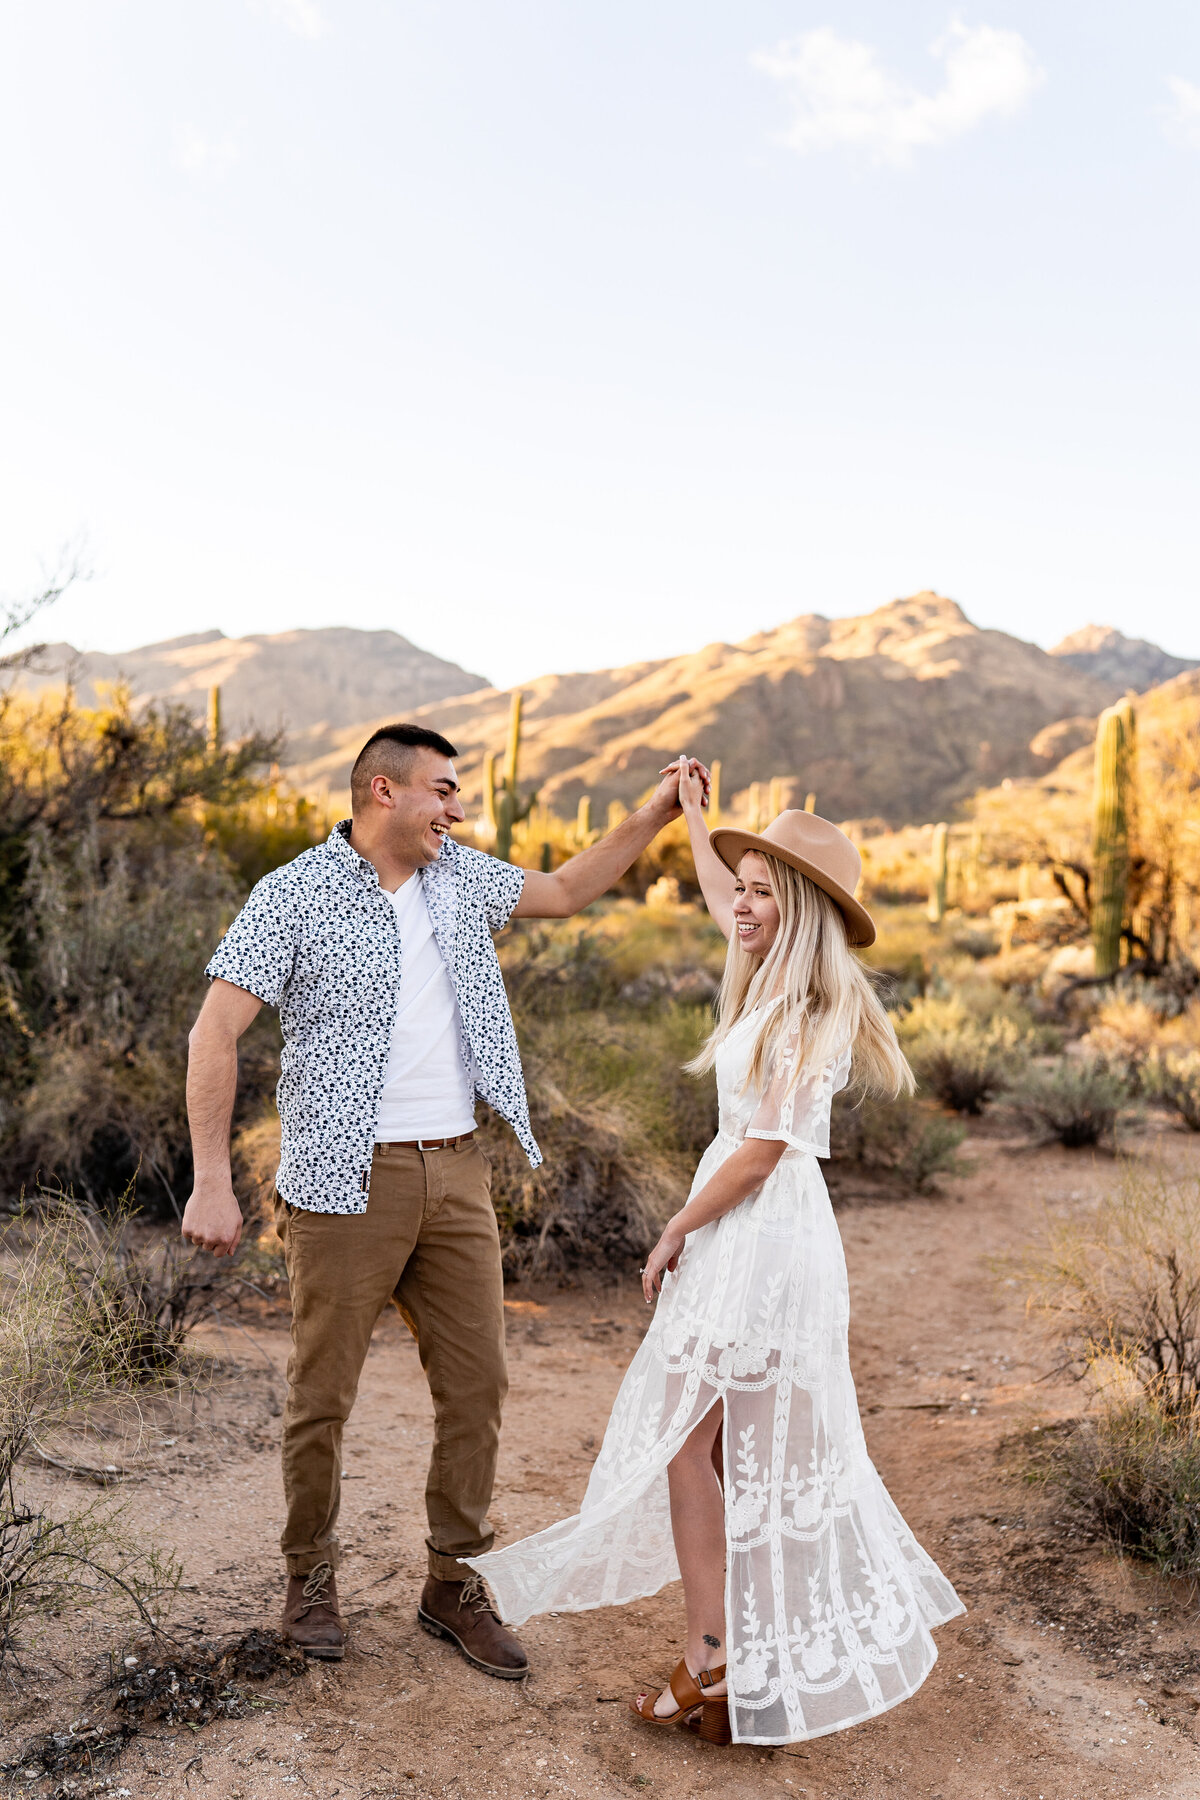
[205,821,540,1213]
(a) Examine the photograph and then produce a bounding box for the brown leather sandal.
[630,1659,726,1727]
[688,1697,733,1745]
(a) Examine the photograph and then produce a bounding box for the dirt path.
[7,1128,1200,1800]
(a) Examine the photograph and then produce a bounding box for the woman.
[468,762,963,1746]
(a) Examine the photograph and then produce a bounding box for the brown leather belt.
[376,1131,476,1152]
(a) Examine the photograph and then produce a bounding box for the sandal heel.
[693,1698,732,1745]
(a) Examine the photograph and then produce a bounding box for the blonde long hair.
[687,853,914,1101]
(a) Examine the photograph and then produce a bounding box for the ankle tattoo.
[702,1633,721,1650]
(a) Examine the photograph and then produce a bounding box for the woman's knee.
[673,1409,723,1467]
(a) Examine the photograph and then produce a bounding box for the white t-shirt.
[374,874,477,1143]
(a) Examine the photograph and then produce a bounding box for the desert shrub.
[950,922,999,960]
[46,1193,227,1380]
[1142,1049,1200,1131]
[830,1093,967,1193]
[860,905,937,1002]
[1024,1165,1200,1575]
[894,990,1054,1115]
[0,686,283,1210]
[480,998,717,1277]
[5,823,237,1207]
[1051,1392,1200,1577]
[1025,1164,1200,1409]
[1003,1054,1131,1148]
[499,926,625,1016]
[0,1201,190,1664]
[907,1017,1026,1115]
[202,789,328,891]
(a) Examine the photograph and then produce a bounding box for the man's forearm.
[186,1026,240,1180]
[550,801,672,913]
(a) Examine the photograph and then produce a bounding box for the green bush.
[1053,1394,1200,1577]
[480,999,717,1277]
[908,1019,1025,1115]
[1003,1054,1131,1148]
[1142,1049,1200,1131]
[830,1093,967,1193]
[894,991,1049,1116]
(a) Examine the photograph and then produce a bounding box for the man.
[181,724,706,1679]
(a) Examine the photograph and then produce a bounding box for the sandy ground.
[6,1124,1200,1800]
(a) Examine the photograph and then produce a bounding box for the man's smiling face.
[370,748,466,867]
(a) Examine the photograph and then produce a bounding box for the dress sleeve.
[746,1035,853,1158]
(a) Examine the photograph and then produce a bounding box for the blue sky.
[2,2,1197,686]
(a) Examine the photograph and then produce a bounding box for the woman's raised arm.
[677,756,736,938]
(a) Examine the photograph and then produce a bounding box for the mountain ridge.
[290,593,1127,825]
[15,599,1191,828]
[17,626,489,754]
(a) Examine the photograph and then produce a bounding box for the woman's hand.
[675,754,708,821]
[656,755,711,820]
[642,1217,686,1304]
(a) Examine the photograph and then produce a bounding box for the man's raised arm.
[181,978,264,1257]
[513,758,709,920]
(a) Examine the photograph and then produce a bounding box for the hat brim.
[709,827,877,949]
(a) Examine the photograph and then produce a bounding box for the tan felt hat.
[709,809,876,948]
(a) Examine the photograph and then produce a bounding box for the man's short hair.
[350,723,458,811]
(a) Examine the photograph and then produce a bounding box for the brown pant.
[273,1139,507,1582]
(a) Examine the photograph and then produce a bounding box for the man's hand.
[181,1176,245,1258]
[649,756,711,824]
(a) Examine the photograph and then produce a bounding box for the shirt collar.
[324,818,456,887]
[325,819,379,888]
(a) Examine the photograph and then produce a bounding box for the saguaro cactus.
[1091,701,1133,978]
[747,782,763,832]
[708,759,721,826]
[927,822,949,924]
[481,751,498,838]
[576,794,592,843]
[966,823,983,898]
[768,777,785,820]
[493,690,533,862]
[803,791,817,815]
[206,685,222,755]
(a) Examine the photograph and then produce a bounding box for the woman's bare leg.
[652,1400,727,1715]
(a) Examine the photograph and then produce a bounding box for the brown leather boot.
[417,1572,529,1679]
[281,1561,345,1660]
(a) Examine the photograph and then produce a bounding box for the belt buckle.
[417,1137,446,1152]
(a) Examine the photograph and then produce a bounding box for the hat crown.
[751,810,862,893]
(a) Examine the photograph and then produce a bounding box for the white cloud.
[1161,76,1200,150]
[256,0,326,39]
[173,125,241,180]
[752,19,1044,164]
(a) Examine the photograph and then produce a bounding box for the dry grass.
[1022,1164,1200,1576]
[0,1199,203,1666]
[1026,1163,1200,1412]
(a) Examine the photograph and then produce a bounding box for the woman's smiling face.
[732,852,781,957]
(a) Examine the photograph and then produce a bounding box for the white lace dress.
[468,1002,964,1745]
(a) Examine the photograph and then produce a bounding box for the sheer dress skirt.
[469,1020,963,1745]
